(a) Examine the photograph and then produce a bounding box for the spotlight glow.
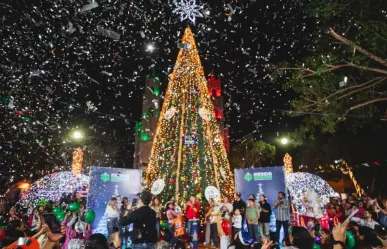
[146,43,155,52]
[72,130,83,140]
[281,137,289,145]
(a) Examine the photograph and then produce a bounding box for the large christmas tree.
[146,27,234,202]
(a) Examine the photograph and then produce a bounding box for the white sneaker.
[203,242,208,245]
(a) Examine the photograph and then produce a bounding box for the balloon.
[75,221,87,233]
[36,199,47,207]
[221,219,231,236]
[346,231,355,249]
[68,239,84,249]
[84,210,96,224]
[313,244,322,249]
[0,229,5,241]
[160,220,169,230]
[68,202,81,212]
[56,212,66,222]
[53,207,62,216]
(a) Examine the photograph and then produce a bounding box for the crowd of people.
[0,191,386,249]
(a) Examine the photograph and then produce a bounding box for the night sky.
[0,0,317,187]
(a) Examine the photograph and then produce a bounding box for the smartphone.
[132,198,138,206]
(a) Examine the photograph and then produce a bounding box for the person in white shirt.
[221,196,234,218]
[105,197,120,236]
[351,209,380,230]
[232,209,242,240]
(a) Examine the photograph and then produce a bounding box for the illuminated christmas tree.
[146,26,234,202]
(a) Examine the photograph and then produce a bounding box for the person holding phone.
[106,197,120,236]
[120,191,157,249]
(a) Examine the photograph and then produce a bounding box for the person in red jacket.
[185,195,200,247]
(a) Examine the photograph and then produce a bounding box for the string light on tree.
[172,0,203,25]
[72,148,84,174]
[146,27,234,203]
[283,153,293,175]
[340,161,365,197]
[317,161,365,197]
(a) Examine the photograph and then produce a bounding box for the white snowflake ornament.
[172,0,203,25]
[164,107,177,120]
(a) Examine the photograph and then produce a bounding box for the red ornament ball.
[196,186,201,191]
[169,179,175,184]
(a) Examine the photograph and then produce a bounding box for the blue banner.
[234,166,287,232]
[87,166,142,235]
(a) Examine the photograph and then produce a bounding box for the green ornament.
[67,202,81,212]
[85,210,96,224]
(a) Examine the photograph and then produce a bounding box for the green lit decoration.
[153,88,160,96]
[136,122,142,135]
[21,116,32,121]
[0,96,10,105]
[141,132,150,141]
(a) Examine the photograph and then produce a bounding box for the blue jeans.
[247,224,260,242]
[107,217,119,236]
[275,220,289,243]
[187,219,200,243]
[169,226,175,247]
[133,243,154,249]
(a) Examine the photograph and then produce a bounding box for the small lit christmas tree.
[113,184,122,205]
[146,27,234,202]
[94,213,108,236]
[257,183,264,197]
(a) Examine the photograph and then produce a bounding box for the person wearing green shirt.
[246,198,260,242]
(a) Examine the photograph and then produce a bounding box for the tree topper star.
[172,0,203,25]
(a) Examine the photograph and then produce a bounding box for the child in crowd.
[232,209,242,240]
[171,208,185,248]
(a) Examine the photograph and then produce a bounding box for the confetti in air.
[172,0,203,24]
[0,0,316,189]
